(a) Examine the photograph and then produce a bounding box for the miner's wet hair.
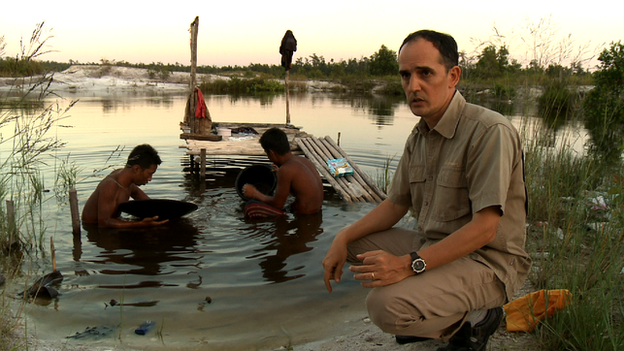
[126,144,162,169]
[260,128,290,155]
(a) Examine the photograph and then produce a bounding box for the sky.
[1,1,623,70]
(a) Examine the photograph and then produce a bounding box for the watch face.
[412,259,425,273]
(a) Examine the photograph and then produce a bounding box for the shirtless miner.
[81,144,169,228]
[242,127,323,217]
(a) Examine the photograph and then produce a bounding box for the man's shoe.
[436,307,504,351]
[395,335,431,344]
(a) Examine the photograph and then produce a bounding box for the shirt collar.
[415,91,466,139]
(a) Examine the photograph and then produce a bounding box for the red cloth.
[194,88,207,118]
[245,201,286,218]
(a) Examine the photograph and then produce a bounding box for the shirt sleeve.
[466,123,519,215]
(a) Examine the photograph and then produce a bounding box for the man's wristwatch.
[410,252,426,274]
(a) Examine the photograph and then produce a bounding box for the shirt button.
[424,201,429,206]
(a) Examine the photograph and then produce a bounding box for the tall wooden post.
[69,189,80,235]
[285,71,291,125]
[189,16,199,134]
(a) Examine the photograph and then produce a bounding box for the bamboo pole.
[296,138,353,202]
[319,138,384,203]
[302,138,362,202]
[324,136,387,200]
[308,138,369,202]
[302,138,353,199]
[315,137,376,202]
[69,189,80,235]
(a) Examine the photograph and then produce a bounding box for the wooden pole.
[50,236,56,272]
[189,16,199,134]
[200,148,206,178]
[285,70,291,125]
[69,189,80,235]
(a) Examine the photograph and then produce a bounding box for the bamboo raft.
[296,136,386,203]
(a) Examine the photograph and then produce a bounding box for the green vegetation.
[199,76,284,94]
[499,41,624,351]
[583,41,624,164]
[1,23,75,351]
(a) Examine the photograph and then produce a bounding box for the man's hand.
[322,237,349,293]
[242,184,257,199]
[349,250,413,288]
[140,216,169,226]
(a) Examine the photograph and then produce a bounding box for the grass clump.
[199,76,284,94]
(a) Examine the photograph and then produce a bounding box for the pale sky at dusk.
[1,1,623,70]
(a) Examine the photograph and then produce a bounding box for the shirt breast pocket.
[433,167,471,221]
[408,165,426,211]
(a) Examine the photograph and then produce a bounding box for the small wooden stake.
[200,148,206,178]
[69,189,80,235]
[50,236,56,272]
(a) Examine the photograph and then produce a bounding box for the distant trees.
[583,41,624,162]
[465,45,521,80]
[0,22,52,77]
[368,45,398,76]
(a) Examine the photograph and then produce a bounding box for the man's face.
[134,164,157,186]
[398,38,459,127]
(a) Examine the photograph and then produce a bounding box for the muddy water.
[7,91,417,350]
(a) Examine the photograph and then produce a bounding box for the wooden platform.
[181,122,306,156]
[296,136,387,203]
[180,123,386,203]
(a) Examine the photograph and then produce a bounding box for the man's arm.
[97,181,167,228]
[323,199,409,292]
[130,184,150,200]
[349,206,501,288]
[243,166,293,209]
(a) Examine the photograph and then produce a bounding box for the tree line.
[0,42,592,86]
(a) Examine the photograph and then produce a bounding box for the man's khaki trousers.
[347,228,506,340]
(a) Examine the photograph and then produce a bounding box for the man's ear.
[448,66,461,88]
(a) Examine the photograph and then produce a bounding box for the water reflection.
[81,219,200,281]
[246,212,323,283]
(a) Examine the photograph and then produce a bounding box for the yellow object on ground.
[503,289,572,332]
